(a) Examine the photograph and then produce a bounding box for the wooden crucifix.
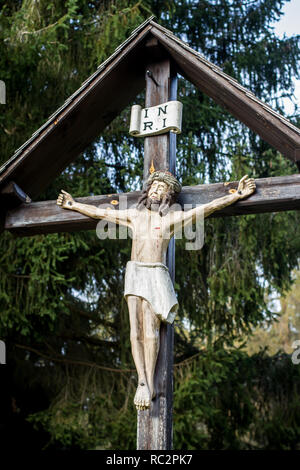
[55,58,255,449]
[2,19,300,451]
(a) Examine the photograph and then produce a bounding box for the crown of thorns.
[146,170,182,193]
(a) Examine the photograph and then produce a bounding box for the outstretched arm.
[56,190,132,227]
[202,175,256,217]
[174,175,256,229]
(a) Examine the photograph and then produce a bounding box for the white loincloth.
[124,261,178,324]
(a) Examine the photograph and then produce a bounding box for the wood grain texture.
[150,25,300,163]
[143,59,171,181]
[137,58,174,451]
[2,19,300,208]
[0,25,152,201]
[5,174,300,236]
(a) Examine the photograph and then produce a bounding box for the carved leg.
[142,299,161,402]
[127,295,151,410]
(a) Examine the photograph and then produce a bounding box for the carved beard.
[145,197,161,212]
[144,193,175,216]
[137,183,179,216]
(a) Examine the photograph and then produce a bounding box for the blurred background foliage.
[0,0,300,449]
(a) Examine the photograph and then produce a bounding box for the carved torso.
[127,208,181,264]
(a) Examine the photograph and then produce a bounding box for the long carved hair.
[137,182,179,216]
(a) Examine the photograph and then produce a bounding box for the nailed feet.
[134,382,151,410]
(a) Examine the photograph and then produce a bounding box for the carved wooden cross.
[3,36,300,451]
[138,58,177,450]
[53,57,253,450]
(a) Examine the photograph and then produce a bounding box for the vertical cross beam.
[137,58,177,450]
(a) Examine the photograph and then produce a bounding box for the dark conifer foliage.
[0,1,300,449]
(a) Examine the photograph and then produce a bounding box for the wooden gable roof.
[1,17,300,206]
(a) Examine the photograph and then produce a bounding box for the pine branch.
[15,343,134,373]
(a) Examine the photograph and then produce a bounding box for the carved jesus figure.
[57,171,255,410]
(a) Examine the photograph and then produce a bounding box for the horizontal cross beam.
[4,174,300,236]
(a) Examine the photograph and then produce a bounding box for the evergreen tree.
[246,270,300,356]
[0,0,300,449]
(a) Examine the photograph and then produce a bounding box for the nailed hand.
[56,189,75,209]
[237,175,256,199]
